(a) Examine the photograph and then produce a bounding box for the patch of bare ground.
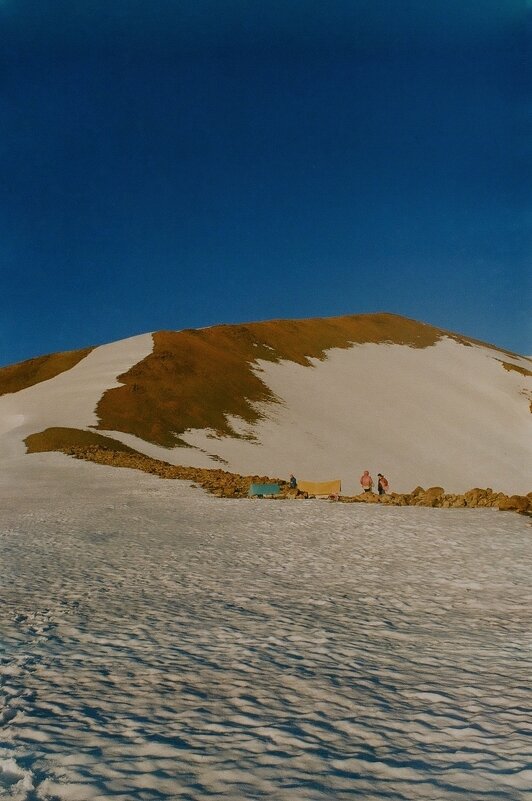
[25,428,531,513]
[0,347,93,396]
[25,427,140,454]
[499,360,532,377]
[495,362,532,413]
[94,312,498,447]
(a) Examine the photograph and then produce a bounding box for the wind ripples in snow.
[1,464,531,800]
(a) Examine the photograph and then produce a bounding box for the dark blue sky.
[1,1,530,365]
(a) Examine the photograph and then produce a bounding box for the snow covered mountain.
[0,313,530,495]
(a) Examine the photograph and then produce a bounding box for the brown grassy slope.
[25,427,140,454]
[94,312,480,447]
[0,347,93,397]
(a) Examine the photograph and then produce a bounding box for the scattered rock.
[59,446,530,515]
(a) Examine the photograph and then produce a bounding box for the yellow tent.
[297,479,341,497]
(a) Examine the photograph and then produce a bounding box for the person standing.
[377,473,389,495]
[360,470,374,493]
[289,473,297,489]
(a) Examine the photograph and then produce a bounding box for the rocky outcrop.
[340,486,530,515]
[415,487,445,506]
[497,495,531,513]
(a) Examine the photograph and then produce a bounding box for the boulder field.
[60,445,531,515]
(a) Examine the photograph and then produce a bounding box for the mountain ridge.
[0,313,530,495]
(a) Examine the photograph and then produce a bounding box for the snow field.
[179,338,531,495]
[0,333,154,459]
[1,455,531,800]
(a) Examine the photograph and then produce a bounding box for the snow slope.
[180,338,531,494]
[1,456,531,800]
[0,334,153,459]
[0,326,530,494]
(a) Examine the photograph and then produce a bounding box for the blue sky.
[1,1,530,365]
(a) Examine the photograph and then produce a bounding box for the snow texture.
[1,454,531,800]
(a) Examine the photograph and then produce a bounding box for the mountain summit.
[1,313,530,494]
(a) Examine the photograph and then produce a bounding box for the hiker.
[360,470,373,493]
[289,473,297,489]
[377,473,389,495]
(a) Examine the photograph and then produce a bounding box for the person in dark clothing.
[377,473,389,495]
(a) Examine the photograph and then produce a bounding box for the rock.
[386,494,409,506]
[411,486,425,497]
[451,496,466,507]
[464,488,488,507]
[354,492,378,503]
[366,493,379,503]
[485,492,505,507]
[424,486,445,500]
[416,487,445,507]
[498,495,530,513]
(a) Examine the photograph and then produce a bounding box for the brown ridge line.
[0,347,94,397]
